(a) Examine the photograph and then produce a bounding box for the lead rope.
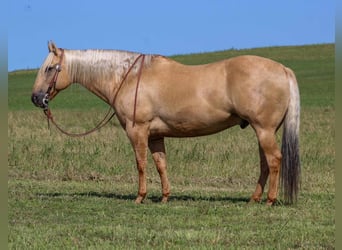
[44,107,115,137]
[44,53,145,136]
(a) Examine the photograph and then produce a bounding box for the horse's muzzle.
[31,91,49,109]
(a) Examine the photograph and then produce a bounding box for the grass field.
[8,44,335,249]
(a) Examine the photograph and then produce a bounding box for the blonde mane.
[65,49,153,84]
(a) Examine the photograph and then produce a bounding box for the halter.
[42,49,64,109]
[43,49,145,137]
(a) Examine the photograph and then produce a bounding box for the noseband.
[43,49,64,110]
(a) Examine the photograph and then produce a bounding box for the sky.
[8,0,335,71]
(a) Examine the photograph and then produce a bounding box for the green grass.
[8,44,335,249]
[8,180,334,249]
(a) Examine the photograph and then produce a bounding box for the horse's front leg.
[148,138,170,203]
[126,124,149,204]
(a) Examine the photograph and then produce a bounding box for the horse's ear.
[48,41,58,56]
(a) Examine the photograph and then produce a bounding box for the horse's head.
[31,41,70,109]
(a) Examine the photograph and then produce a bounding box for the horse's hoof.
[266,199,276,206]
[135,196,144,204]
[161,196,168,203]
[248,197,261,204]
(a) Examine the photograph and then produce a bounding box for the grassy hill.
[8,44,335,249]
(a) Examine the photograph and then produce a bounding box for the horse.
[31,41,300,205]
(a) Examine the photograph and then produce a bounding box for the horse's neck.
[65,49,142,104]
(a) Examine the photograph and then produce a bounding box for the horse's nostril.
[31,94,37,105]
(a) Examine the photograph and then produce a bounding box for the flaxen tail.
[281,68,301,204]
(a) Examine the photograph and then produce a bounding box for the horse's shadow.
[36,191,250,204]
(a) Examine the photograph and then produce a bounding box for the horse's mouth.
[31,91,49,110]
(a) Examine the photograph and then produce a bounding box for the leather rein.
[43,49,145,137]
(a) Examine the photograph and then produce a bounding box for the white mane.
[65,49,153,84]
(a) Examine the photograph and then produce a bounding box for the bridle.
[42,49,64,109]
[43,48,145,137]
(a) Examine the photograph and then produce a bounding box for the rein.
[43,51,146,137]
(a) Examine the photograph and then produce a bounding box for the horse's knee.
[136,158,147,171]
[153,152,165,166]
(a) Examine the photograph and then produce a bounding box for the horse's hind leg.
[148,138,170,202]
[250,143,269,203]
[253,128,282,205]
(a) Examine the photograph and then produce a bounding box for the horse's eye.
[45,66,53,73]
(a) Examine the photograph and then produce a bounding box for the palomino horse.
[32,41,300,205]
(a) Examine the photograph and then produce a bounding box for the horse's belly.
[149,112,242,138]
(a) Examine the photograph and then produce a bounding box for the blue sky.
[9,1,334,71]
